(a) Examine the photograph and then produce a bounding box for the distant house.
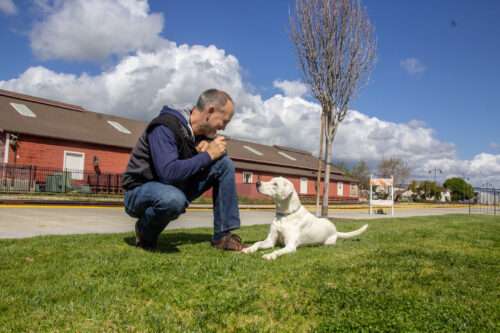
[0,89,358,201]
[395,187,451,202]
[440,190,451,202]
[397,189,414,202]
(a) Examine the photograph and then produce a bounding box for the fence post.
[29,165,33,191]
[63,169,67,193]
[495,190,497,216]
[33,166,37,192]
[107,174,111,194]
[96,174,100,193]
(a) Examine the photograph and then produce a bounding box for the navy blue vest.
[121,113,198,190]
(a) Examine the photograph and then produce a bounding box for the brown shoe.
[211,233,247,251]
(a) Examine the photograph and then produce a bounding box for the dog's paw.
[241,247,255,254]
[262,253,277,261]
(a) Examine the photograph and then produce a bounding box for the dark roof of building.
[0,89,145,149]
[0,89,358,182]
[233,160,357,182]
[0,89,86,112]
[226,137,353,178]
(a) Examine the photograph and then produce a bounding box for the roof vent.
[278,151,297,161]
[10,103,37,118]
[273,144,310,155]
[107,120,131,134]
[243,145,263,156]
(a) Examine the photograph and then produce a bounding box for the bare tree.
[351,160,370,189]
[314,113,325,215]
[377,157,411,186]
[290,0,376,216]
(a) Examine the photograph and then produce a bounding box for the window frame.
[337,182,344,197]
[300,177,308,194]
[242,171,253,184]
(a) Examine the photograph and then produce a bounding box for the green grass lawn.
[1,215,499,332]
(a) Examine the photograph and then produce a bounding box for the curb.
[0,199,470,211]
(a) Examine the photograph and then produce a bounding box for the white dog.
[242,177,368,260]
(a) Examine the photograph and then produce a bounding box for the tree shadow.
[123,231,212,253]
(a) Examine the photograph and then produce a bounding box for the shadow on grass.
[123,232,212,253]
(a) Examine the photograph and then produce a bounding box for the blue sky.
[0,0,499,185]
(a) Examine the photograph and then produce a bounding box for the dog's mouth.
[256,187,268,196]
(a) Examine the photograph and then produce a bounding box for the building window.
[243,145,263,156]
[107,120,131,134]
[63,151,85,180]
[10,103,37,118]
[243,171,253,184]
[300,177,308,194]
[350,184,358,197]
[278,151,297,161]
[337,182,344,197]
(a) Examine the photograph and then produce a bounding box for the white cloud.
[407,119,426,129]
[333,112,455,163]
[273,80,308,98]
[418,153,500,187]
[228,94,322,153]
[30,0,164,61]
[400,57,426,75]
[0,42,245,121]
[0,0,16,15]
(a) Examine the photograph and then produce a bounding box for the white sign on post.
[369,175,394,216]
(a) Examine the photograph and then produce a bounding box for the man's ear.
[205,107,215,121]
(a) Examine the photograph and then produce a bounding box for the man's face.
[204,100,234,138]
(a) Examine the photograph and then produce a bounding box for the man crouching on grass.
[122,89,246,252]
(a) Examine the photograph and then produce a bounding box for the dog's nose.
[256,181,261,188]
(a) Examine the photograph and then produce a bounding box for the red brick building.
[0,89,358,201]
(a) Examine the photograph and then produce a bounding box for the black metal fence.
[0,163,123,194]
[470,187,499,216]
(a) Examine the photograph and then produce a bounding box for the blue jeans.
[124,156,241,243]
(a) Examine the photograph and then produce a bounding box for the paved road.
[0,206,471,239]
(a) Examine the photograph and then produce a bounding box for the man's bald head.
[195,89,233,113]
[191,89,234,137]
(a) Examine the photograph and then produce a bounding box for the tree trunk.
[321,137,333,217]
[315,113,325,216]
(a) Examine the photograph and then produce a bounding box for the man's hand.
[206,136,227,160]
[196,140,210,153]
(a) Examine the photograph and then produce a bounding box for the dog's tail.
[337,224,368,239]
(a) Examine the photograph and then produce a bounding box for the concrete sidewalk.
[0,206,471,239]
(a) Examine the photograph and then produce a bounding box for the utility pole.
[428,168,442,184]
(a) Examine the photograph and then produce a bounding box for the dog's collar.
[276,206,302,218]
